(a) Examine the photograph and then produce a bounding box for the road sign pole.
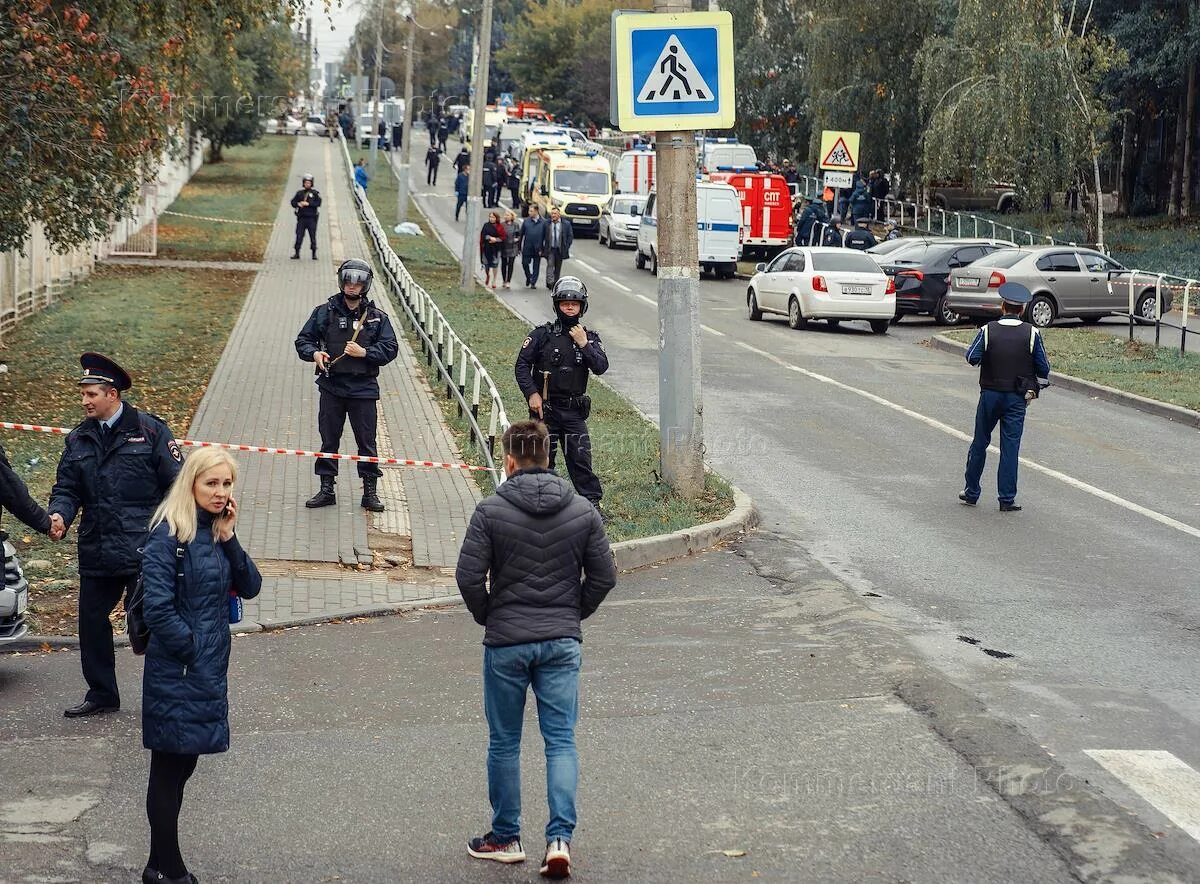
[396,14,416,226]
[655,4,704,499]
[460,0,493,291]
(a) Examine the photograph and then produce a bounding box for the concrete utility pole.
[656,0,705,498]
[369,0,384,180]
[460,0,494,291]
[396,13,417,225]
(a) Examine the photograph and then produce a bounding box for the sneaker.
[540,838,571,878]
[467,832,525,864]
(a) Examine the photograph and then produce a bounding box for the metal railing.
[338,133,511,471]
[1106,271,1198,355]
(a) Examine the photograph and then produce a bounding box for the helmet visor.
[340,268,372,291]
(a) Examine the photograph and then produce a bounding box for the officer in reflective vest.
[514,277,609,510]
[295,259,399,512]
[959,282,1051,512]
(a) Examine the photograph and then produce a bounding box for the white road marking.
[732,340,1200,541]
[701,325,727,337]
[1085,750,1200,841]
[634,293,657,307]
[608,279,632,292]
[574,259,598,273]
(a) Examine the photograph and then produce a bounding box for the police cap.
[998,282,1033,305]
[337,258,373,297]
[79,352,131,391]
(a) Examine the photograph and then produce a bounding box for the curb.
[928,334,1200,429]
[611,484,758,571]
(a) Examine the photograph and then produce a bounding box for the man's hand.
[568,325,588,348]
[49,513,65,541]
[527,393,543,419]
[343,341,367,358]
[313,351,330,371]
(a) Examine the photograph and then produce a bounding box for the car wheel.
[827,319,841,329]
[605,230,616,250]
[1134,290,1159,324]
[890,313,903,325]
[747,290,763,321]
[635,249,646,270]
[787,297,808,330]
[934,295,961,326]
[869,319,890,335]
[650,248,658,276]
[1027,295,1055,328]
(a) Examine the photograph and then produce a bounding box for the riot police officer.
[295,259,399,512]
[515,277,609,508]
[49,353,182,717]
[960,282,1051,512]
[290,173,322,260]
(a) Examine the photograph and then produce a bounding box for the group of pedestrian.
[481,203,573,290]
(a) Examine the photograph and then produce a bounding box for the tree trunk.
[210,138,224,163]
[1182,59,1198,217]
[1168,89,1187,217]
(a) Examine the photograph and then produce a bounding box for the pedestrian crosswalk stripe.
[1085,750,1200,842]
[637,35,714,103]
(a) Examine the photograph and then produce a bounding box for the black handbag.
[126,541,185,656]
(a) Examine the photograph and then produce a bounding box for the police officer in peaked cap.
[295,259,399,512]
[515,276,609,510]
[49,353,183,717]
[290,172,322,260]
[959,282,1051,512]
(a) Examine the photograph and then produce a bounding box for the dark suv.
[880,241,1005,325]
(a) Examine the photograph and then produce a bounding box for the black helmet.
[551,276,588,316]
[337,258,373,297]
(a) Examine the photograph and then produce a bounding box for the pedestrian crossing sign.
[819,130,860,171]
[612,10,735,132]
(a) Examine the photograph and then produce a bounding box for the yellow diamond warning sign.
[819,130,860,171]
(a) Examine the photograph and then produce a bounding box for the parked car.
[880,241,1009,325]
[0,538,30,644]
[867,236,1017,261]
[946,247,1169,327]
[927,180,1019,214]
[265,115,303,135]
[304,114,328,137]
[599,194,646,249]
[747,246,896,334]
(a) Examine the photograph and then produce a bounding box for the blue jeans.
[483,638,581,843]
[964,390,1027,504]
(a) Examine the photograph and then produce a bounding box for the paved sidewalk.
[185,136,478,623]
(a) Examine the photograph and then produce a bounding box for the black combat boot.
[290,250,300,260]
[311,249,318,260]
[361,477,385,512]
[305,476,336,508]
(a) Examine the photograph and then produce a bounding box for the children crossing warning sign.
[638,36,713,102]
[818,130,861,171]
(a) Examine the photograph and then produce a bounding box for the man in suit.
[518,204,548,288]
[540,207,573,290]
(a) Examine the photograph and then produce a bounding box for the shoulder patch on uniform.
[522,337,532,349]
[168,440,182,462]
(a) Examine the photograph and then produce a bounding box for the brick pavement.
[184,136,479,622]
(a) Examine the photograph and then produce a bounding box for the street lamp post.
[396,12,416,225]
[368,0,384,180]
[459,0,493,292]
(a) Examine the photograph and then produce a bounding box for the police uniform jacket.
[515,320,608,403]
[295,293,400,399]
[966,318,1052,391]
[290,188,321,219]
[0,444,50,536]
[844,228,876,250]
[141,513,261,755]
[49,405,182,577]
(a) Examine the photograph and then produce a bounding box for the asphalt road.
[402,134,1200,854]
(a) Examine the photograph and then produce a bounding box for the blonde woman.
[500,209,521,289]
[140,448,261,884]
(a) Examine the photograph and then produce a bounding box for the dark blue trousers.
[543,404,601,504]
[964,390,1027,504]
[294,217,317,254]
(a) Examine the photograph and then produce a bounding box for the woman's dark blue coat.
[141,510,261,755]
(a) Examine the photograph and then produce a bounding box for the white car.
[747,246,896,334]
[599,195,646,249]
[265,115,303,135]
[304,114,328,137]
[0,539,30,644]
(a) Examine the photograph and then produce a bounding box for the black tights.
[147,750,199,879]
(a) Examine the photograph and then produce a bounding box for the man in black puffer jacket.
[456,420,615,877]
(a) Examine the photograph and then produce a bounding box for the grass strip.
[349,156,734,542]
[156,136,297,263]
[0,266,254,634]
[943,328,1200,411]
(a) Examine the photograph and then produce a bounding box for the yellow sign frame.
[819,130,861,172]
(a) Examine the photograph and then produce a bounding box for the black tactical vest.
[979,321,1037,392]
[324,304,371,376]
[535,323,589,397]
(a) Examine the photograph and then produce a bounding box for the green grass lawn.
[156,136,296,262]
[944,327,1200,411]
[349,155,734,542]
[0,266,253,634]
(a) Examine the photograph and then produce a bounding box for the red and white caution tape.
[0,421,497,472]
[161,210,274,227]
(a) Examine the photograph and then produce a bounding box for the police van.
[616,146,656,195]
[530,149,613,235]
[708,167,793,258]
[698,137,758,173]
[635,181,742,278]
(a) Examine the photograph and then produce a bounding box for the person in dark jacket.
[425,144,441,186]
[844,217,876,250]
[455,165,470,221]
[795,197,827,246]
[823,218,845,247]
[540,207,574,290]
[453,146,470,174]
[480,210,505,290]
[140,447,261,884]
[960,283,1051,511]
[845,180,872,223]
[289,172,322,260]
[481,162,496,208]
[456,419,615,876]
[50,353,182,718]
[869,170,891,220]
[437,117,449,151]
[294,259,399,512]
[518,204,548,288]
[0,444,51,537]
[491,157,507,208]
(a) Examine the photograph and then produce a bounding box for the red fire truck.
[708,167,793,257]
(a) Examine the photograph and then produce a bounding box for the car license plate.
[843,285,872,295]
[957,277,980,288]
